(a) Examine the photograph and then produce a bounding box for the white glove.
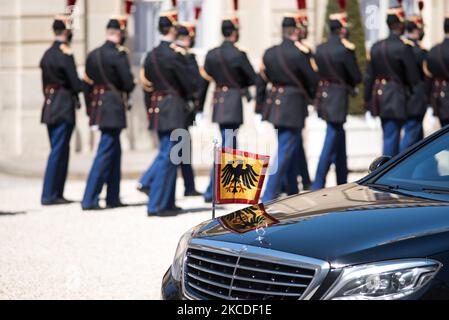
[254,114,264,131]
[365,111,378,130]
[195,113,204,127]
[426,107,437,128]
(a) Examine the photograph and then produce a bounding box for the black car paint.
[161,126,449,299]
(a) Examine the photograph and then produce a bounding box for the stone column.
[0,0,85,157]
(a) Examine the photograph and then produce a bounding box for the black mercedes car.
[162,126,449,300]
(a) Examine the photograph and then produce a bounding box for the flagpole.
[212,139,219,220]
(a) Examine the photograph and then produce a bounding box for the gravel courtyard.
[0,171,365,300]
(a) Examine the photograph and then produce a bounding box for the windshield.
[375,132,449,192]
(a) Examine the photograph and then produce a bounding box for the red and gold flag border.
[214,147,270,205]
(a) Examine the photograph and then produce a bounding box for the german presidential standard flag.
[214,148,270,205]
[219,203,279,234]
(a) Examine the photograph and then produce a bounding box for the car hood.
[194,183,449,267]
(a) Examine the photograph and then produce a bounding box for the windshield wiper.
[366,183,400,191]
[422,188,449,195]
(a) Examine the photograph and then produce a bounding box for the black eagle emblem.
[221,160,259,194]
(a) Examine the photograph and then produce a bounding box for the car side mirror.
[369,156,392,173]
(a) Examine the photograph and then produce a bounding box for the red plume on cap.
[195,6,202,21]
[297,0,306,10]
[233,0,239,11]
[125,0,134,15]
[397,0,403,5]
[418,0,424,12]
[337,0,346,11]
[172,0,177,8]
[67,0,77,6]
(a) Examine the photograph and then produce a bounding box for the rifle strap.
[217,48,241,89]
[438,45,449,80]
[95,48,127,108]
[150,48,179,96]
[381,41,402,84]
[275,46,311,101]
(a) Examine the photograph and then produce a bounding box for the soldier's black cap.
[53,15,70,31]
[159,11,178,30]
[222,16,239,35]
[386,7,406,26]
[329,12,348,31]
[445,15,449,33]
[405,15,424,32]
[107,16,128,30]
[177,23,196,37]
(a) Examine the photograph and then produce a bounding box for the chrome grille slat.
[236,264,315,278]
[233,275,308,288]
[183,239,330,300]
[231,286,302,297]
[189,254,237,268]
[187,273,232,290]
[187,263,234,278]
[188,282,231,300]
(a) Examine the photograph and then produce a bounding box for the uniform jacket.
[83,41,135,130]
[182,46,208,128]
[40,40,82,125]
[364,33,420,121]
[406,38,429,118]
[425,38,449,122]
[314,35,362,124]
[256,39,319,129]
[142,41,196,132]
[201,41,257,126]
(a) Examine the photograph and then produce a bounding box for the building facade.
[1,0,449,159]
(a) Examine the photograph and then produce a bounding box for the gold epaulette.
[423,60,433,78]
[294,41,310,54]
[170,43,187,55]
[139,68,154,93]
[234,43,248,53]
[116,45,130,54]
[83,73,94,85]
[200,67,213,82]
[401,38,415,47]
[59,43,73,55]
[341,38,356,51]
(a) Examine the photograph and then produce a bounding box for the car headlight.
[171,229,195,282]
[324,259,442,300]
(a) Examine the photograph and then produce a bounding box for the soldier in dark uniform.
[289,7,312,192]
[424,16,449,128]
[81,17,135,210]
[40,15,82,205]
[141,12,196,215]
[364,6,420,157]
[256,14,318,202]
[312,11,362,190]
[138,21,202,198]
[400,13,429,152]
[201,16,257,203]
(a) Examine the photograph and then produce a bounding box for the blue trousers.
[262,128,299,202]
[297,135,312,187]
[312,123,348,190]
[139,131,197,195]
[41,122,74,204]
[282,130,311,195]
[400,118,423,153]
[382,119,403,157]
[82,129,122,209]
[147,132,178,214]
[204,125,239,201]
